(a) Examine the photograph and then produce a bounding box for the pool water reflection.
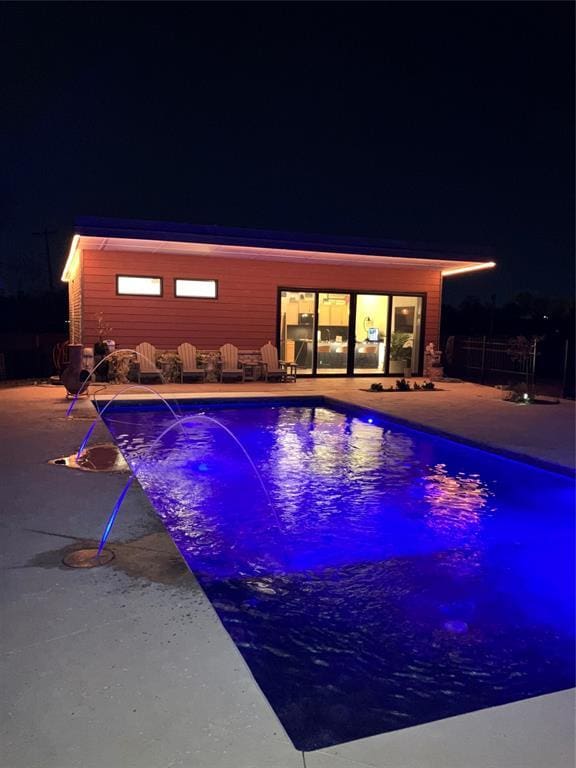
[101,399,575,751]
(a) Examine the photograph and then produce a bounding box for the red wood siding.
[68,256,82,344]
[80,249,443,351]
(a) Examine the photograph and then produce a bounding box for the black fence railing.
[444,335,574,398]
[0,332,67,380]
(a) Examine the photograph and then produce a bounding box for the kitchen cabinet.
[318,304,330,324]
[331,304,349,326]
[285,303,299,324]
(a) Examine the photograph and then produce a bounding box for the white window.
[117,275,162,296]
[175,279,218,298]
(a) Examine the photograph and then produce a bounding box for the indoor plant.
[389,332,412,374]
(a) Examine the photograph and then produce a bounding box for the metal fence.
[445,336,535,384]
[444,335,574,398]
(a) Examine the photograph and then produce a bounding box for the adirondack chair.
[218,343,245,382]
[260,342,297,382]
[177,343,206,382]
[135,342,163,383]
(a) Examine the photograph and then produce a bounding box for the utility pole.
[33,227,56,291]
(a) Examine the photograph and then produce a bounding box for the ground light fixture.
[62,548,115,568]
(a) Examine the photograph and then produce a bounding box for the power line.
[33,227,57,291]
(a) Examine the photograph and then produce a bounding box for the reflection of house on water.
[423,463,491,540]
[268,408,418,533]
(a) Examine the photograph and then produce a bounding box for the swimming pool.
[101,397,575,751]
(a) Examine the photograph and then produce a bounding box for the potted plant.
[93,313,114,381]
[157,351,181,383]
[94,313,113,356]
[389,332,412,374]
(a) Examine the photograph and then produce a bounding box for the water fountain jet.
[75,384,181,461]
[66,348,168,418]
[95,412,284,557]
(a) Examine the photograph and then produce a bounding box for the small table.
[284,363,298,382]
[241,362,264,382]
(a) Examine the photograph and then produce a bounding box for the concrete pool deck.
[1,379,574,768]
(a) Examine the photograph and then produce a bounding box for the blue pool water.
[101,398,575,750]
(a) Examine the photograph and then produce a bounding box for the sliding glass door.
[279,290,315,374]
[389,296,423,375]
[353,294,389,374]
[317,293,350,374]
[278,289,423,376]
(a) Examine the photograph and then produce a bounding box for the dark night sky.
[0,1,573,304]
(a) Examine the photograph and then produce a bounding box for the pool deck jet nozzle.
[62,548,115,568]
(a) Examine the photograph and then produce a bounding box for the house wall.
[67,251,82,344]
[80,248,442,354]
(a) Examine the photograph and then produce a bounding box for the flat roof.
[62,216,496,281]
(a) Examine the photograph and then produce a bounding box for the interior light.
[117,276,162,296]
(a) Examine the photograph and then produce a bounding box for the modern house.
[61,217,495,377]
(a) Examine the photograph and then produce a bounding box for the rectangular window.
[174,279,218,299]
[116,275,162,296]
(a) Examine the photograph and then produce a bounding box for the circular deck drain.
[62,548,115,568]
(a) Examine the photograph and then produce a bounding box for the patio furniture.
[177,343,207,382]
[218,343,245,382]
[260,342,297,382]
[241,360,264,382]
[134,342,163,383]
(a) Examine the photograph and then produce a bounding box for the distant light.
[543,315,549,320]
[442,261,496,277]
[523,393,530,401]
[367,418,373,424]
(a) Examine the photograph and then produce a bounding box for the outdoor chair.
[134,342,163,383]
[260,342,297,382]
[177,343,207,382]
[218,343,245,382]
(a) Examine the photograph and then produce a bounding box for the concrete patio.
[1,379,574,768]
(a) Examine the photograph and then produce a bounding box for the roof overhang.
[61,231,495,282]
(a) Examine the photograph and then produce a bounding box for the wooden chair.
[177,343,207,382]
[218,343,245,382]
[135,342,163,383]
[260,342,297,382]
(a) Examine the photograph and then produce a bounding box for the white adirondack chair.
[260,342,297,382]
[177,343,206,382]
[218,344,245,382]
[135,342,163,383]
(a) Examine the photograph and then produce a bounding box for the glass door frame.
[277,287,427,376]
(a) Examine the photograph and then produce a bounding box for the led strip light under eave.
[61,234,80,282]
[442,261,496,277]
